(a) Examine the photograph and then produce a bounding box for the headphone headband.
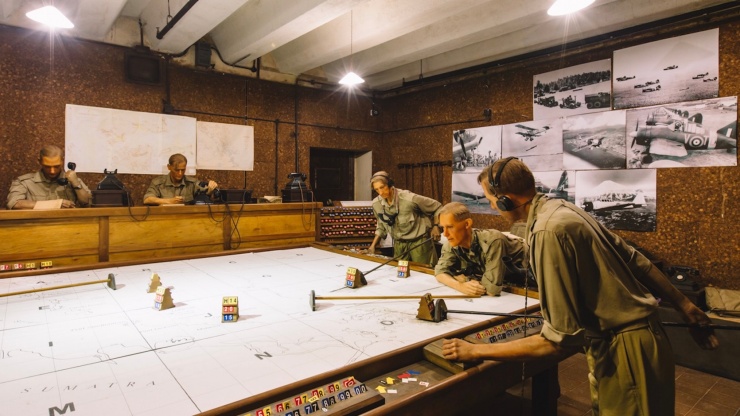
[371,172,394,187]
[487,157,518,212]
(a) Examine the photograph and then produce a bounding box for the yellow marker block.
[375,386,387,393]
[385,377,395,385]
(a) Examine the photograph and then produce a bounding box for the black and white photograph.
[452,126,502,172]
[533,59,612,120]
[625,96,737,168]
[563,110,627,170]
[613,28,719,110]
[576,169,657,232]
[533,170,575,204]
[451,125,501,214]
[502,119,563,171]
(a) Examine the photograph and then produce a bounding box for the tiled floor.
[494,353,740,416]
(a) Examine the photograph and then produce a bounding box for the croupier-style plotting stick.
[331,236,435,292]
[361,236,434,275]
[661,322,740,331]
[310,290,475,311]
[424,299,740,331]
[0,273,117,298]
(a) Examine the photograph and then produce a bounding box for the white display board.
[65,104,197,175]
[196,121,254,171]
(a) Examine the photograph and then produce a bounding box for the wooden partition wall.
[0,203,320,277]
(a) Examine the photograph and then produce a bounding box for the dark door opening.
[310,148,357,205]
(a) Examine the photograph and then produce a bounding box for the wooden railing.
[0,202,321,277]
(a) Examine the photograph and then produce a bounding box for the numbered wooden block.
[25,262,37,270]
[154,286,175,311]
[40,261,53,269]
[222,296,239,322]
[0,264,11,272]
[345,267,367,289]
[397,260,410,278]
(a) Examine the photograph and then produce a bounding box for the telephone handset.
[56,162,77,185]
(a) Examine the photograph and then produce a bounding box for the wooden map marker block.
[222,296,239,322]
[147,273,162,293]
[345,267,367,289]
[154,286,174,310]
[396,260,410,278]
[416,294,447,322]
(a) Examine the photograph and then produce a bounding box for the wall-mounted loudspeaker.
[124,48,164,86]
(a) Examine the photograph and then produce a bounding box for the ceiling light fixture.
[547,0,595,16]
[26,5,74,29]
[339,11,364,87]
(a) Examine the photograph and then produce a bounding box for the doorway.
[310,148,371,205]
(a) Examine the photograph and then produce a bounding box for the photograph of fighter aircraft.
[625,97,737,168]
[452,125,502,172]
[533,59,611,120]
[451,125,503,214]
[563,110,627,170]
[576,169,657,232]
[502,119,563,171]
[451,171,493,215]
[515,124,550,141]
[533,170,575,203]
[613,28,718,109]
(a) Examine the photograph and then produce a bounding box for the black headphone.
[371,172,394,188]
[488,157,517,212]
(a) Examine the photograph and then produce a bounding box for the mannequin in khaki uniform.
[366,171,441,267]
[7,145,91,209]
[442,158,719,415]
[434,202,525,297]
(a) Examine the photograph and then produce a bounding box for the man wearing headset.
[434,202,526,296]
[366,171,442,267]
[443,157,718,415]
[7,145,91,209]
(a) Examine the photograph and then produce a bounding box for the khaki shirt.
[525,194,658,347]
[144,175,199,204]
[6,171,91,209]
[435,228,526,296]
[372,188,441,241]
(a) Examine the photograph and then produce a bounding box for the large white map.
[65,104,197,175]
[0,247,537,415]
[196,121,254,171]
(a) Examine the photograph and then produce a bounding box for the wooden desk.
[0,203,320,276]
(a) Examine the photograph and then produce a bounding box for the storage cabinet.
[318,206,376,249]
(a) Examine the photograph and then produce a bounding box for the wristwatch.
[72,184,83,190]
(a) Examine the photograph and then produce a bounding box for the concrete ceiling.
[1,0,736,91]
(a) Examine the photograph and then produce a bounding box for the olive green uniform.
[372,188,441,266]
[434,228,525,296]
[144,175,199,204]
[7,171,91,209]
[526,194,674,416]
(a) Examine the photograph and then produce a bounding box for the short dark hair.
[478,158,535,197]
[168,153,187,165]
[39,145,62,159]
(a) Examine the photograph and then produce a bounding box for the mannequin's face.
[439,213,472,248]
[40,155,63,180]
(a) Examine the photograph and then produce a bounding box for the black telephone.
[285,172,308,190]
